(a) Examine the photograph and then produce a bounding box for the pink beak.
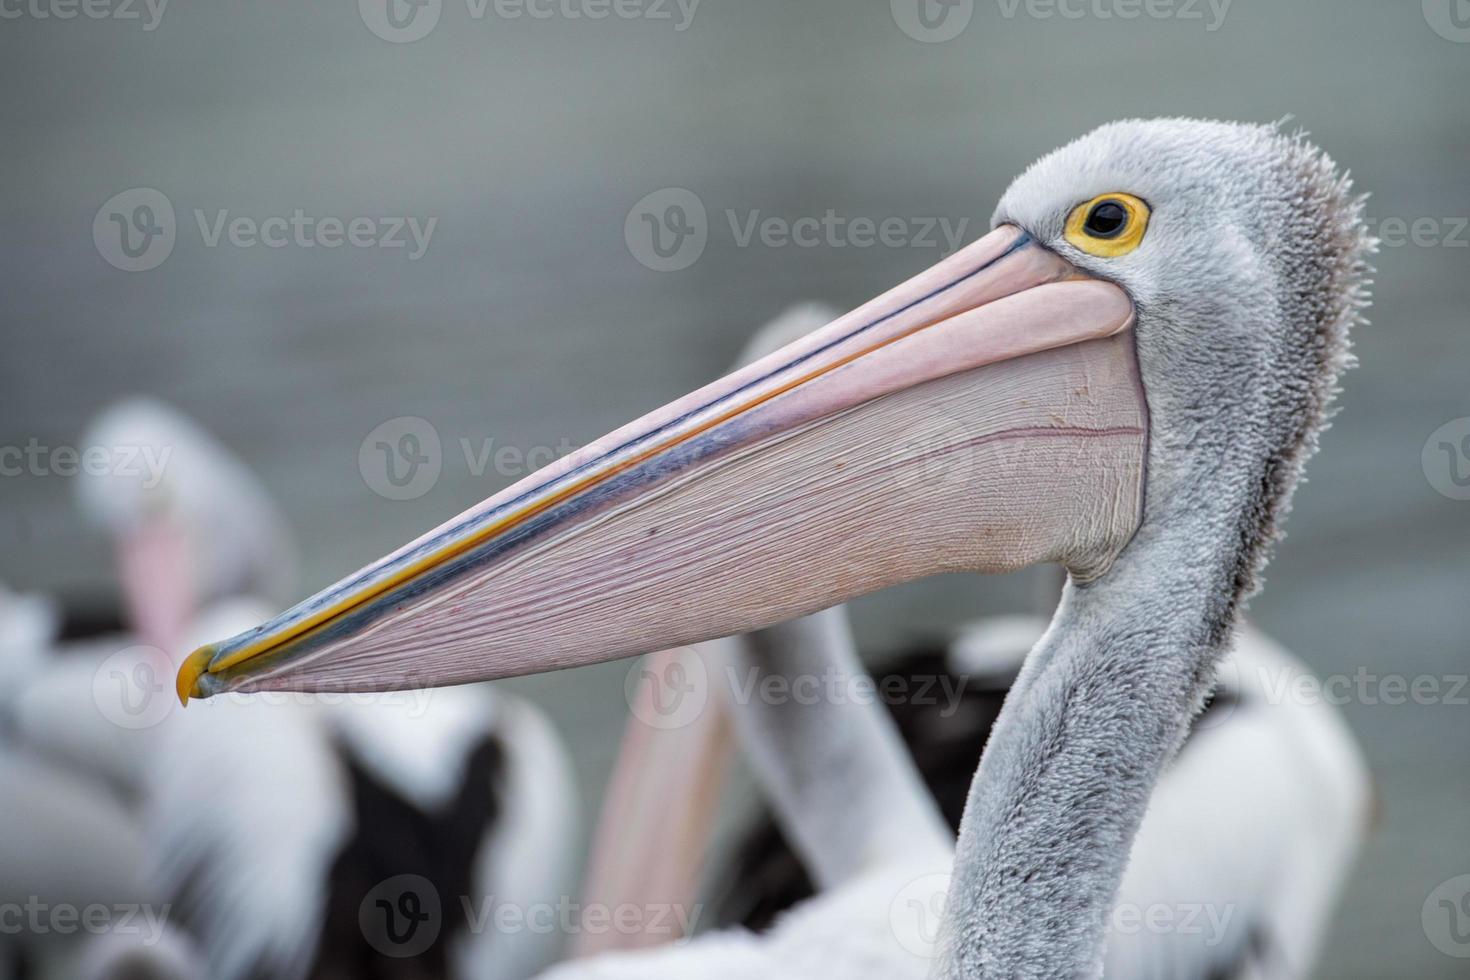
[179,225,1146,702]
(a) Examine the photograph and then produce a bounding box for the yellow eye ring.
[1064,193,1151,258]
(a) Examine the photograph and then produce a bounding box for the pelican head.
[177,119,1371,709]
[78,397,298,654]
[990,119,1370,654]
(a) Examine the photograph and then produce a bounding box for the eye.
[1064,193,1151,258]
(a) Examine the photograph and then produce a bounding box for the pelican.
[9,399,579,980]
[10,396,301,793]
[0,399,307,980]
[581,306,1371,977]
[178,118,1374,978]
[74,396,299,652]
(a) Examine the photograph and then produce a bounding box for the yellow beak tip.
[176,645,216,706]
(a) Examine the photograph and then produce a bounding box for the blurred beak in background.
[178,224,1147,702]
[117,515,196,658]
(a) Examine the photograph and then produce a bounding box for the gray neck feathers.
[939,123,1374,979]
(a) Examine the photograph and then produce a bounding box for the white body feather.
[541,624,1368,980]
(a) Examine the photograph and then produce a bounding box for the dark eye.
[1065,193,1150,257]
[1083,200,1129,239]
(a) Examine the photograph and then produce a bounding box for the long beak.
[179,225,1146,702]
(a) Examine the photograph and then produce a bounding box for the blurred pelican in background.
[2,398,578,980]
[9,397,301,794]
